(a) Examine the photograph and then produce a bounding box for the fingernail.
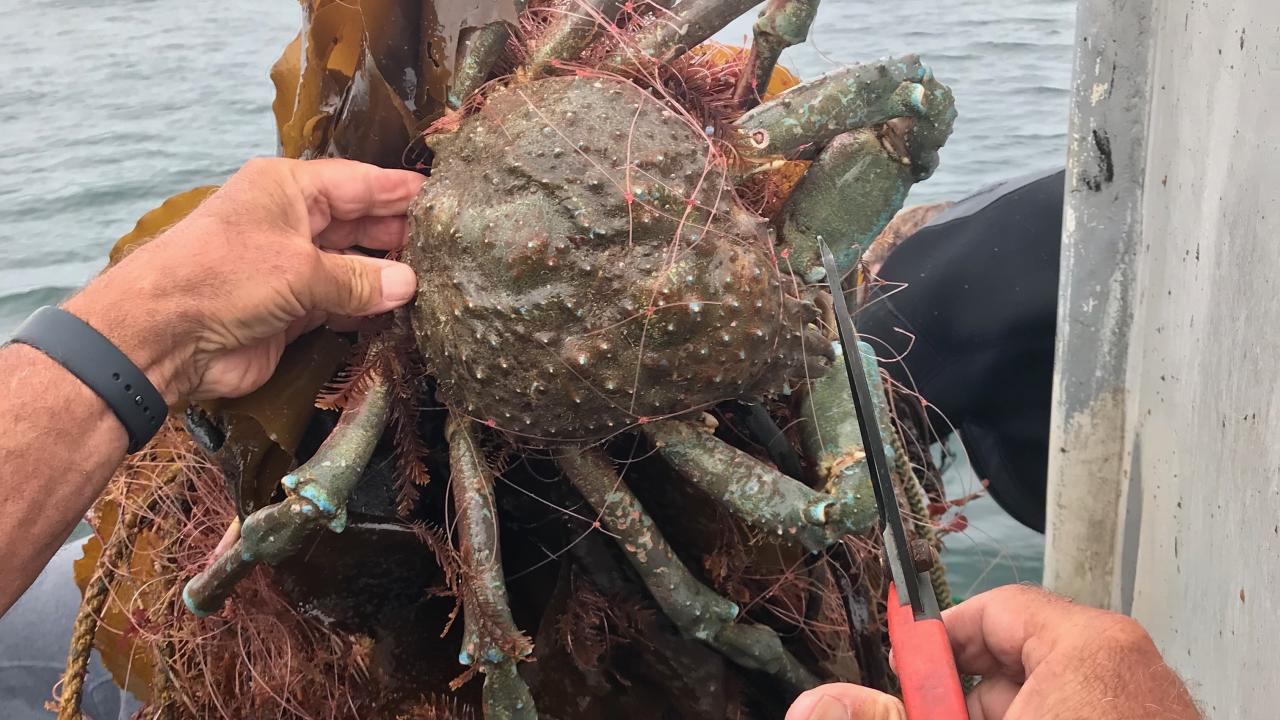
[808,696,850,720]
[381,263,416,304]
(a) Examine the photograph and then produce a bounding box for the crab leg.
[798,339,883,506]
[182,376,391,617]
[446,416,536,720]
[523,0,625,77]
[803,338,954,610]
[605,0,760,67]
[450,1,529,109]
[642,420,877,552]
[732,0,820,110]
[733,54,956,176]
[559,447,820,692]
[779,126,916,282]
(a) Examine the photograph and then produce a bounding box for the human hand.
[785,584,1199,720]
[944,584,1199,720]
[786,683,905,720]
[64,157,425,405]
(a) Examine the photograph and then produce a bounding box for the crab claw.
[733,53,957,179]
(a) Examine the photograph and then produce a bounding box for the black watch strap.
[9,305,168,453]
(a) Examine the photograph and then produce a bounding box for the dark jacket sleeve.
[857,168,1064,532]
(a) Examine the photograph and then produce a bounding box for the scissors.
[820,242,969,720]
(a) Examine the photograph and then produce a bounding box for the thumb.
[311,252,417,317]
[786,684,906,720]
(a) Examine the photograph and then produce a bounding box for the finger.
[941,584,1070,678]
[785,684,905,720]
[965,676,1021,720]
[211,518,242,561]
[307,252,417,318]
[315,215,410,251]
[288,158,426,232]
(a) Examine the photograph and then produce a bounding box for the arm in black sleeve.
[856,168,1065,532]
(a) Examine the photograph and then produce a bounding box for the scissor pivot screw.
[910,539,937,573]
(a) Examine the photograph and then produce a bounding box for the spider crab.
[184,0,955,716]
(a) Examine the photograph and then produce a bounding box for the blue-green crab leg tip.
[325,508,347,533]
[180,534,260,617]
[902,83,927,114]
[805,497,836,525]
[182,583,214,618]
[459,650,474,666]
[727,602,741,621]
[296,484,335,515]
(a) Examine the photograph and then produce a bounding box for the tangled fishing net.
[55,1,969,718]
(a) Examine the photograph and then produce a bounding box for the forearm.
[0,343,128,614]
[0,157,423,616]
[0,274,187,615]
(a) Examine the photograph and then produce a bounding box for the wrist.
[63,269,200,408]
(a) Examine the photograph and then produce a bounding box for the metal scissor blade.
[819,242,924,617]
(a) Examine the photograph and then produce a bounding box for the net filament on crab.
[184,0,956,716]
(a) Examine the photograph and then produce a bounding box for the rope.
[57,503,144,720]
[148,638,177,720]
[890,428,953,610]
[56,464,181,720]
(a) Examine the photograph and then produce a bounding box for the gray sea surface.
[1,0,1071,594]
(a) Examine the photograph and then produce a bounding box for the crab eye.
[749,129,770,149]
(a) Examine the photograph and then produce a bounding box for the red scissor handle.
[886,583,969,720]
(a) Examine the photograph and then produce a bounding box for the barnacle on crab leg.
[643,420,878,552]
[732,0,820,110]
[182,376,392,617]
[446,417,537,720]
[559,447,820,692]
[733,54,956,174]
[779,126,917,281]
[523,0,625,77]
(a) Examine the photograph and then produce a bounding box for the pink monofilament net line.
[84,424,389,720]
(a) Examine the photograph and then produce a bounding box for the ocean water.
[0,0,1074,593]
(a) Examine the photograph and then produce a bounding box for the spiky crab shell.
[406,75,825,443]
